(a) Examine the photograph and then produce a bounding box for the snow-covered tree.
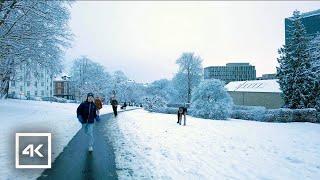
[70,56,111,101]
[308,33,320,110]
[190,79,233,120]
[109,70,129,102]
[142,95,167,112]
[172,52,203,103]
[0,1,72,97]
[277,10,316,109]
[126,82,146,105]
[145,79,176,103]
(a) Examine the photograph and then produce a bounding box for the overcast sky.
[65,1,320,83]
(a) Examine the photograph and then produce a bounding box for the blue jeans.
[82,123,94,147]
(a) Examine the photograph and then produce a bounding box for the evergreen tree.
[308,33,320,110]
[277,10,316,109]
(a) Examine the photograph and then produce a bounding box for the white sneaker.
[88,146,93,152]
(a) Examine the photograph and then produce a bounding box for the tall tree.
[172,52,203,103]
[277,10,316,109]
[308,33,320,110]
[145,79,175,102]
[0,0,72,97]
[70,56,111,101]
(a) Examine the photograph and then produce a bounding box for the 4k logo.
[22,144,44,157]
[16,133,51,169]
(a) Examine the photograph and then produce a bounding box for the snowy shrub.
[317,112,320,122]
[292,108,318,123]
[190,79,233,120]
[263,108,318,123]
[142,95,167,113]
[263,109,293,122]
[231,106,267,121]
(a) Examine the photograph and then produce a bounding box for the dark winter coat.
[77,101,97,124]
[177,107,187,119]
[110,99,118,106]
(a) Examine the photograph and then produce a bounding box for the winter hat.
[87,93,94,98]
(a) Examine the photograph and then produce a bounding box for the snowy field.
[0,99,112,180]
[107,109,320,180]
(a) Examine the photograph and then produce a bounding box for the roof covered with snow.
[54,73,71,81]
[225,79,281,93]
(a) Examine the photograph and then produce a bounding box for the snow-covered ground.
[107,109,320,180]
[0,99,112,180]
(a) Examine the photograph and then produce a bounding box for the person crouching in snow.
[77,93,97,152]
[94,96,103,121]
[177,107,187,126]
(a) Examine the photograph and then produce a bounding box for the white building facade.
[7,62,54,99]
[225,79,284,109]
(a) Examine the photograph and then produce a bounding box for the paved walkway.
[38,113,118,180]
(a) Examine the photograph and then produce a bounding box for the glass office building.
[204,63,256,84]
[285,9,320,44]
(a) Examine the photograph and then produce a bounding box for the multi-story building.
[204,63,256,83]
[256,73,277,80]
[285,9,320,44]
[53,75,75,100]
[8,62,54,99]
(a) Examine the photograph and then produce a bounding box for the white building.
[225,79,284,109]
[7,62,54,99]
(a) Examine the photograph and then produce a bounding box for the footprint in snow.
[285,156,303,164]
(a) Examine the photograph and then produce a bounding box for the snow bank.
[0,99,112,179]
[107,109,320,179]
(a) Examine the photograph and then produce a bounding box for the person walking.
[94,96,103,121]
[77,93,97,152]
[110,96,118,117]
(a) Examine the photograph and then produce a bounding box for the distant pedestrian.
[110,96,118,117]
[177,107,187,126]
[95,97,103,121]
[77,93,97,152]
[121,102,127,110]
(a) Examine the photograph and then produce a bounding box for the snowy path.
[0,99,113,179]
[38,113,118,180]
[107,109,320,180]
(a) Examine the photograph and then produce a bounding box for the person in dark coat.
[177,107,187,126]
[77,93,97,152]
[110,96,118,117]
[121,102,127,110]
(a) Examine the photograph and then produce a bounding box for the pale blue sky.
[65,1,320,83]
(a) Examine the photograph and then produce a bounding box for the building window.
[41,82,44,87]
[41,90,44,96]
[27,91,30,97]
[47,86,49,90]
[11,81,15,87]
[27,81,30,87]
[35,81,37,87]
[35,91,38,96]
[20,86,23,91]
